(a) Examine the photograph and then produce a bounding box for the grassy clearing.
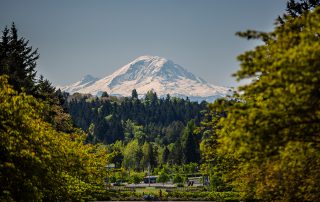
[135,187,167,196]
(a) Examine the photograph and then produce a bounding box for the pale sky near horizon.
[0,0,286,87]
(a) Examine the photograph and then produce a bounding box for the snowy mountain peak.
[133,55,165,62]
[108,55,205,88]
[60,56,231,102]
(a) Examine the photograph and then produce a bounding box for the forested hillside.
[64,91,208,167]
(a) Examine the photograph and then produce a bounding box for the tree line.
[64,90,206,168]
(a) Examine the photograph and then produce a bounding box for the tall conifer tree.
[0,23,39,94]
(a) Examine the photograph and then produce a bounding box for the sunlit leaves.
[0,76,108,201]
[216,5,320,201]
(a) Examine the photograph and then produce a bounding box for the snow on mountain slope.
[60,74,99,93]
[59,55,231,102]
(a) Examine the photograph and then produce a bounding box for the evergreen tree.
[0,23,39,94]
[169,141,183,165]
[131,89,138,99]
[37,75,74,133]
[101,91,109,97]
[0,24,73,133]
[181,120,199,164]
[145,90,158,105]
[283,0,320,19]
[164,121,184,143]
[162,146,170,164]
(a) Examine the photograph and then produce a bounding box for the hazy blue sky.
[0,0,286,87]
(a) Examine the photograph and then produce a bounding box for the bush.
[166,191,240,201]
[176,183,184,187]
[108,191,143,201]
[109,176,117,183]
[173,174,184,184]
[129,172,144,184]
[157,169,170,184]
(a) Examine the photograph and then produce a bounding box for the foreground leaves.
[215,5,320,202]
[0,76,108,201]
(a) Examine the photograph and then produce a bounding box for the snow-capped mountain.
[59,55,231,102]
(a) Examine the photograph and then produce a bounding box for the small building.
[143,175,158,183]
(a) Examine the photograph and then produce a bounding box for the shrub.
[129,172,144,184]
[167,191,240,201]
[176,183,184,187]
[173,174,184,184]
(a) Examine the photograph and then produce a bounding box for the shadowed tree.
[0,23,39,94]
[181,120,199,164]
[131,89,138,99]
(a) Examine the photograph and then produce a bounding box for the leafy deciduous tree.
[217,4,320,201]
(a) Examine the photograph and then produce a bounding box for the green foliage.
[198,99,237,192]
[168,141,183,165]
[66,89,206,145]
[131,89,138,99]
[216,4,320,201]
[173,174,184,184]
[161,146,170,164]
[66,90,207,168]
[176,183,184,187]
[0,76,108,201]
[166,191,240,201]
[0,24,74,134]
[107,140,124,168]
[0,23,38,94]
[181,120,200,164]
[184,162,197,174]
[101,91,109,97]
[141,141,155,169]
[145,90,158,104]
[129,172,144,184]
[278,0,320,24]
[108,190,143,201]
[122,139,143,170]
[157,168,170,185]
[0,24,112,201]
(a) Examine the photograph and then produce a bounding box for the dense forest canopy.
[64,91,207,167]
[66,91,206,144]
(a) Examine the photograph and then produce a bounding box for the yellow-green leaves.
[215,6,320,201]
[0,76,109,201]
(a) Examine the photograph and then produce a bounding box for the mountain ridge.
[59,55,231,102]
